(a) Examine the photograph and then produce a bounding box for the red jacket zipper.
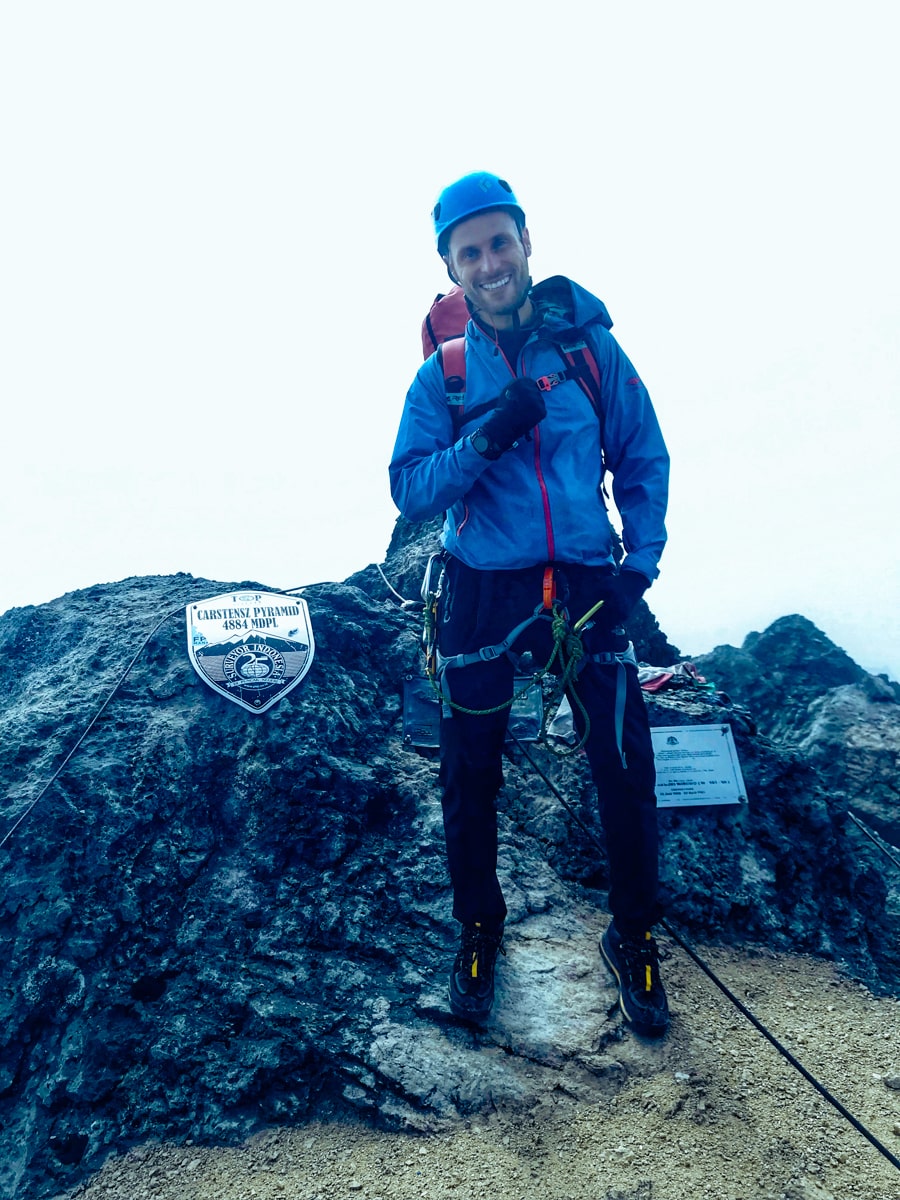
[532,424,555,560]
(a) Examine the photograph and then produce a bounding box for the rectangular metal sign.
[651,723,747,807]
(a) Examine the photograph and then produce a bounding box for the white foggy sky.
[2,1,899,681]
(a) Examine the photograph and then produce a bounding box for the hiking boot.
[448,921,505,1023]
[600,922,669,1037]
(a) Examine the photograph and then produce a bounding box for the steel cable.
[0,603,183,850]
[505,735,900,1175]
[848,811,900,872]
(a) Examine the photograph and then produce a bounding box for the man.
[389,172,670,1036]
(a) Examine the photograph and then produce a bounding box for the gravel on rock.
[63,943,900,1200]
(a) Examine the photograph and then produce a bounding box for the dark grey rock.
[0,569,896,1199]
[694,615,900,846]
[694,614,869,739]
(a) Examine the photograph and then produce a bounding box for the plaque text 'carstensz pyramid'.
[186,591,315,713]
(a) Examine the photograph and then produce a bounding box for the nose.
[480,247,502,276]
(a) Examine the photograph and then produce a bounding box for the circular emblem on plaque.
[223,644,286,687]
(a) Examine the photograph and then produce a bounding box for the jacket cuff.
[620,560,657,586]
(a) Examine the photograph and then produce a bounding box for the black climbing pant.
[437,555,661,935]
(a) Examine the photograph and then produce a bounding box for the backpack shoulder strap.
[556,334,603,419]
[440,336,466,397]
[549,331,609,491]
[438,337,467,434]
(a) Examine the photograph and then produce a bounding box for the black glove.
[593,570,649,630]
[474,378,547,459]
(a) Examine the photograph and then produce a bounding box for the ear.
[442,255,459,285]
[521,227,532,258]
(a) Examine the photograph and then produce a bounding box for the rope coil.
[429,599,600,755]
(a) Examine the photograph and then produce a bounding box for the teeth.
[482,276,511,291]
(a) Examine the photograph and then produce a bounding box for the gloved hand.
[593,570,649,630]
[476,378,547,459]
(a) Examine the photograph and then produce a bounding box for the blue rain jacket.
[389,277,669,582]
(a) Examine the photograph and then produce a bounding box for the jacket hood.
[464,276,614,345]
[530,275,614,334]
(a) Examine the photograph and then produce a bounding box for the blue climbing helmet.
[432,172,526,256]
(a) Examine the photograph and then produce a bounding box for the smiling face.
[444,210,533,330]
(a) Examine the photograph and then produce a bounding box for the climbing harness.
[420,557,633,764]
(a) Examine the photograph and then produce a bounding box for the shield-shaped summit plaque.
[186,591,315,714]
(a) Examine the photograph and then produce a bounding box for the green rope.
[427,600,602,755]
[540,610,593,755]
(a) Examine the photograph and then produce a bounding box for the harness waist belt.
[435,605,553,674]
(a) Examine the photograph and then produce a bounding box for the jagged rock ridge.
[694,615,900,845]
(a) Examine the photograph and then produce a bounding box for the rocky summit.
[1,538,898,1199]
[694,614,900,848]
